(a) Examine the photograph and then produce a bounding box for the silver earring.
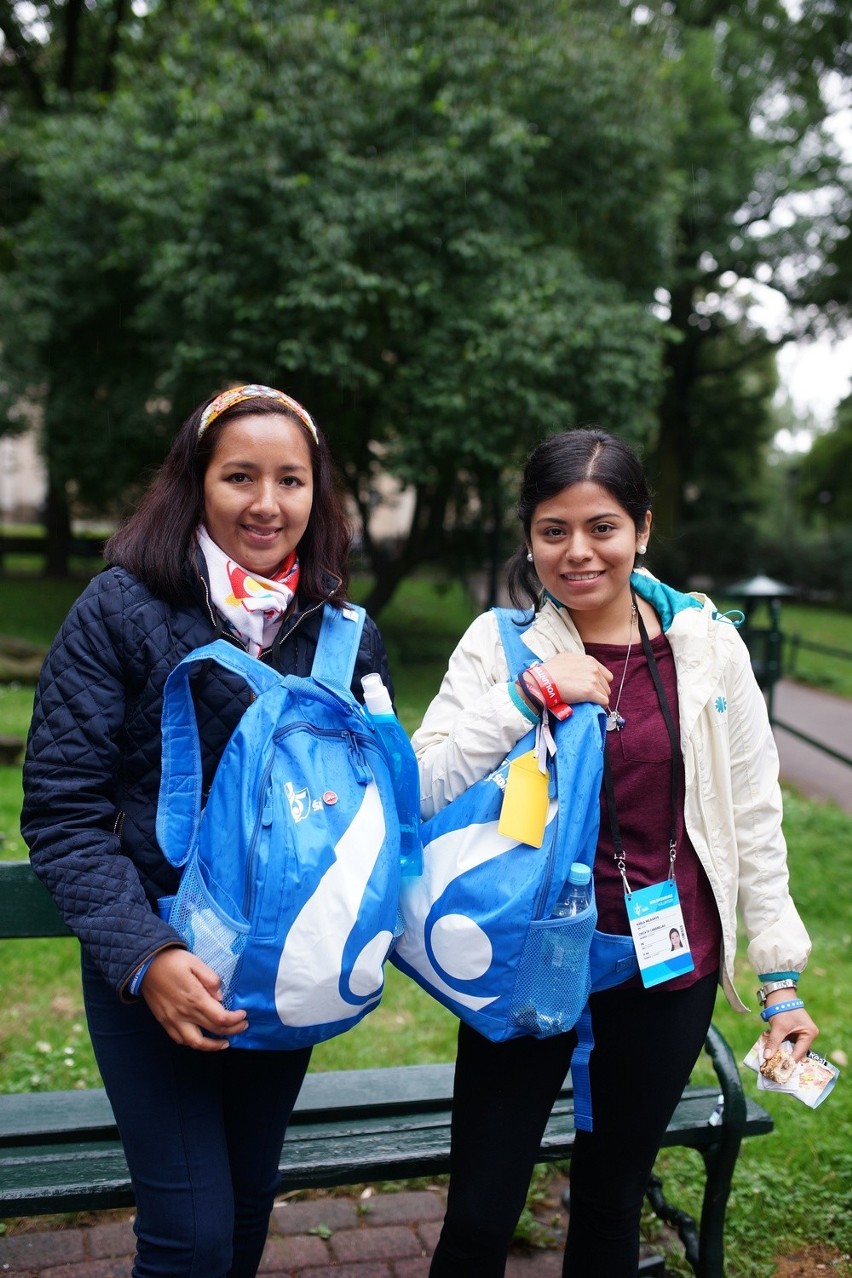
[526,551,534,562]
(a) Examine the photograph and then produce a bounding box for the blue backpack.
[391,608,638,1129]
[156,604,402,1051]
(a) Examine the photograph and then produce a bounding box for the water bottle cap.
[567,863,592,886]
[361,673,393,715]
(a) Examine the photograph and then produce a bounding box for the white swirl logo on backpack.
[396,813,535,1014]
[274,780,393,1026]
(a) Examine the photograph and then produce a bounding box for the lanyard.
[602,595,681,897]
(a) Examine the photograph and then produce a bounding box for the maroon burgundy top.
[584,631,722,992]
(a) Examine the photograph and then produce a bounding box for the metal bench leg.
[693,1138,740,1278]
[646,1172,700,1274]
[696,1025,748,1278]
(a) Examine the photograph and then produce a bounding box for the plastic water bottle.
[552,862,592,917]
[361,674,423,877]
[548,863,592,972]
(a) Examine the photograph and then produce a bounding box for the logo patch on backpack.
[285,780,311,823]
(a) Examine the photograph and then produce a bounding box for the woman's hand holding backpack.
[141,948,249,1051]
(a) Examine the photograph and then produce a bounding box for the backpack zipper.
[532,761,559,920]
[241,722,374,918]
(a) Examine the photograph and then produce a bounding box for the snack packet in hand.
[743,1035,839,1109]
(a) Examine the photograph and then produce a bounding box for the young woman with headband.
[22,385,393,1277]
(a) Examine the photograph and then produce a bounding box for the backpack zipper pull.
[261,781,274,826]
[346,732,372,785]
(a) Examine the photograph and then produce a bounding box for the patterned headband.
[197,384,319,444]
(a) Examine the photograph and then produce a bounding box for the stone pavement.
[0,1182,592,1277]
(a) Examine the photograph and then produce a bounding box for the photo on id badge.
[626,879,695,988]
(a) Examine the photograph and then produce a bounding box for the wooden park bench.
[0,859,774,1277]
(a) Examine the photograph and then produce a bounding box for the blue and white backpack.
[156,604,402,1051]
[391,608,639,1129]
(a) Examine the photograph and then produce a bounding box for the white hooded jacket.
[411,570,811,1013]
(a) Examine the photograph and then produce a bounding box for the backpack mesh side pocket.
[510,906,597,1036]
[169,856,249,1009]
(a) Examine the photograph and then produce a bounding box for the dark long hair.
[105,391,352,605]
[506,428,652,610]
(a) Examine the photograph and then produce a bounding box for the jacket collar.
[524,574,738,739]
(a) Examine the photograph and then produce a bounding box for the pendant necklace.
[605,601,637,733]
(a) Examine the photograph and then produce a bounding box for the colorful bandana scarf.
[198,384,318,444]
[197,524,300,656]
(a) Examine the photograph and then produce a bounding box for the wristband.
[128,956,155,997]
[517,670,544,709]
[524,664,573,721]
[509,678,541,724]
[759,998,805,1022]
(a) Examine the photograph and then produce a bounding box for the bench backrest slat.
[0,861,71,939]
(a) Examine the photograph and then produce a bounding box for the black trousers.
[429,971,718,1278]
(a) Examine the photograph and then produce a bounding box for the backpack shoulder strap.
[310,602,366,690]
[157,639,282,868]
[492,607,536,680]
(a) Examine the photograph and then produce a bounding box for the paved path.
[0,1189,449,1278]
[0,1175,680,1276]
[772,680,852,812]
[3,1174,659,1277]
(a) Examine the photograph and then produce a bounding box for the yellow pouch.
[497,750,550,848]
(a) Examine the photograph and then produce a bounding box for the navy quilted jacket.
[22,562,392,996]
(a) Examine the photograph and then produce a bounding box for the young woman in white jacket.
[414,428,818,1278]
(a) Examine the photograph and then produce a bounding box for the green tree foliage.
[1,0,674,605]
[3,0,849,604]
[643,0,851,583]
[798,394,852,524]
[0,0,172,568]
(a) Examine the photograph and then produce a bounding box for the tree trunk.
[360,483,449,617]
[43,482,71,578]
[59,0,85,94]
[100,0,128,93]
[485,487,505,608]
[650,278,702,585]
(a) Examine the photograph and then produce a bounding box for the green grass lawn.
[0,572,850,1274]
[781,602,852,697]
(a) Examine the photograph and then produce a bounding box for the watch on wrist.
[757,978,798,1007]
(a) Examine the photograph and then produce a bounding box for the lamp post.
[726,574,796,722]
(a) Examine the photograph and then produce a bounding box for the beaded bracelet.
[759,998,805,1022]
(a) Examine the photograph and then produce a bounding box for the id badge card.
[625,879,694,988]
[498,750,550,848]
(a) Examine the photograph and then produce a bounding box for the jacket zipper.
[200,573,339,661]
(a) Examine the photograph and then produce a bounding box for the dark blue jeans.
[82,955,312,1278]
[429,971,719,1278]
